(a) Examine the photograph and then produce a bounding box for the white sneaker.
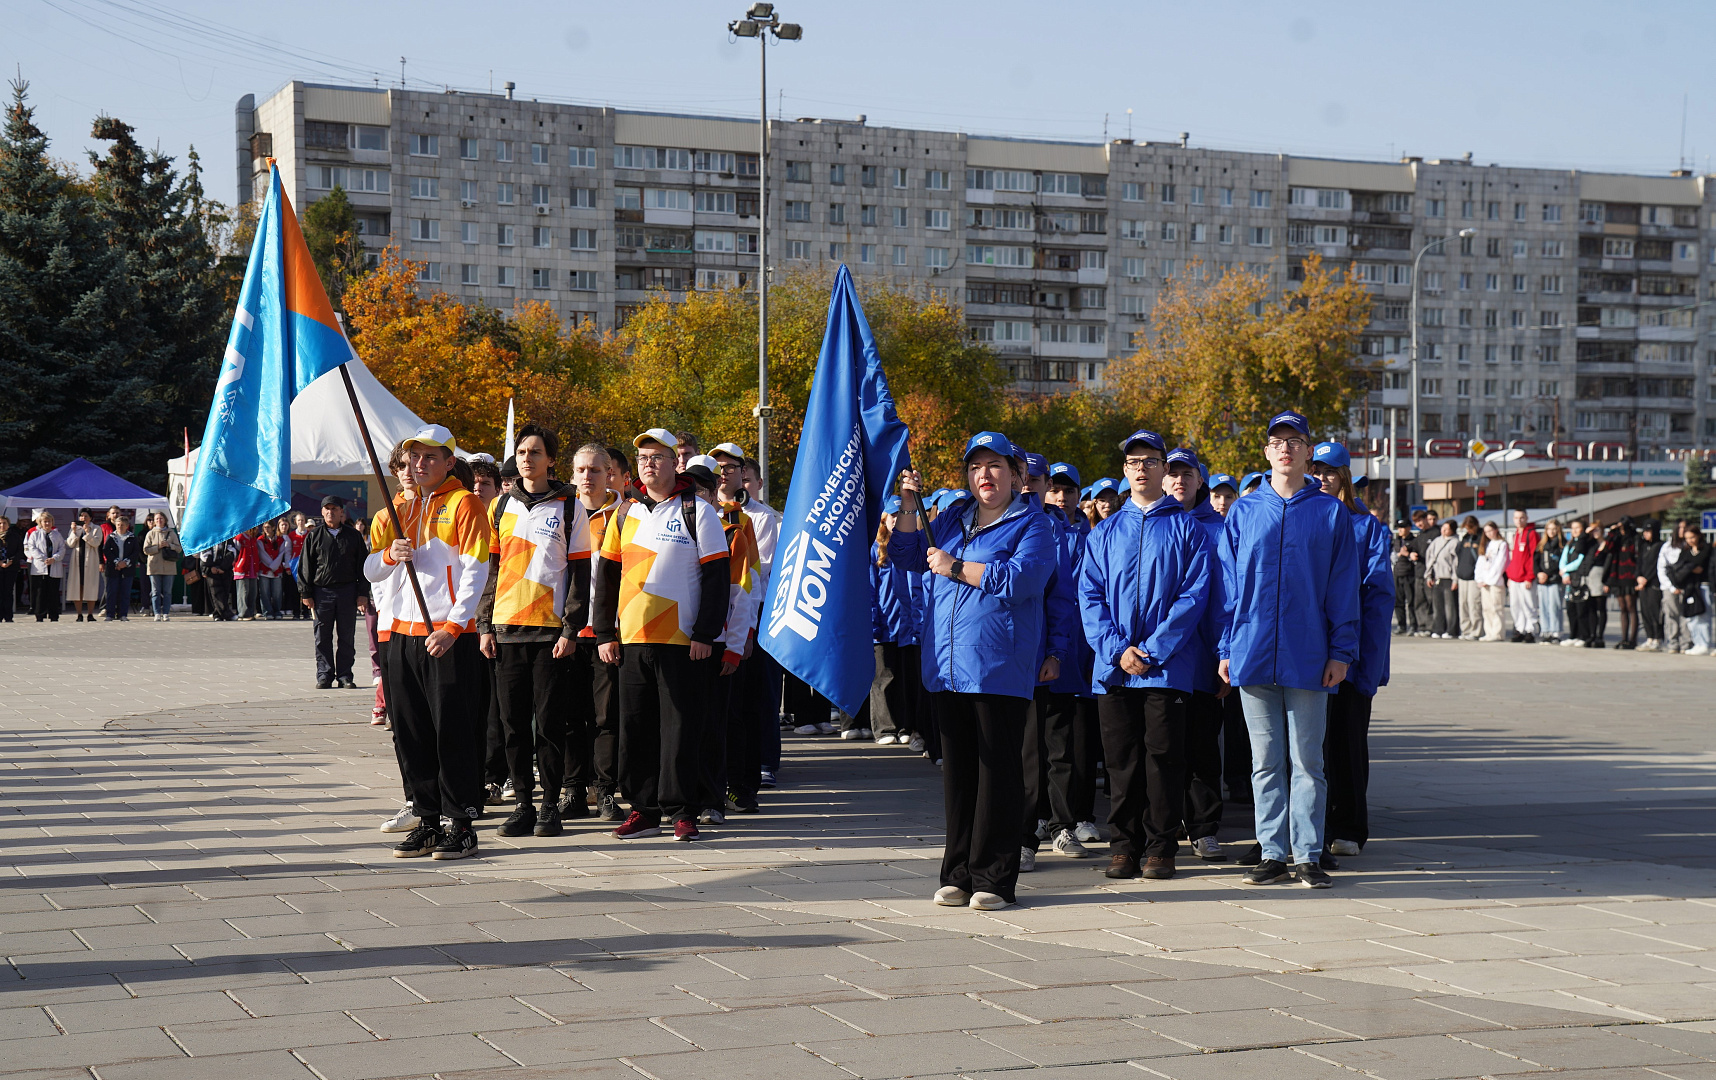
[908,734,925,753]
[792,723,820,735]
[1639,640,1659,652]
[1688,645,1711,656]
[1189,836,1223,860]
[1329,839,1361,857]
[934,885,970,906]
[698,808,725,825]
[969,891,1011,911]
[839,728,863,741]
[874,733,898,745]
[501,779,516,802]
[1035,818,1050,841]
[1569,639,1588,648]
[1074,821,1102,843]
[816,721,838,735]
[1052,829,1089,858]
[379,804,419,833]
[1018,846,1037,872]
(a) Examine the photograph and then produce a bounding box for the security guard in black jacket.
[297,496,371,689]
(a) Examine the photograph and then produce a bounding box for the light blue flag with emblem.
[759,265,911,715]
[179,163,357,555]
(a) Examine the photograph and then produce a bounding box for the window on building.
[892,167,907,188]
[497,224,514,247]
[460,222,477,244]
[411,218,439,241]
[859,244,875,264]
[893,244,908,265]
[495,140,513,162]
[925,169,950,190]
[459,264,478,286]
[569,147,596,168]
[495,265,513,287]
[497,183,514,205]
[410,134,438,156]
[862,205,878,227]
[409,177,438,199]
[787,239,809,260]
[531,226,551,248]
[860,165,878,187]
[784,200,810,222]
[925,208,949,230]
[1249,226,1271,246]
[892,206,908,228]
[925,246,950,269]
[828,203,847,225]
[1542,203,1562,223]
[569,270,597,291]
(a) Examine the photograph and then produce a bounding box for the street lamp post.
[728,4,802,504]
[1398,226,1477,518]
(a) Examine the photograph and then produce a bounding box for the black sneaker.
[315,679,333,690]
[597,794,626,822]
[559,789,590,819]
[392,822,441,858]
[1319,852,1340,871]
[1521,633,1537,645]
[733,794,760,814]
[498,804,536,837]
[338,676,357,689]
[484,783,506,806]
[1243,859,1291,885]
[1294,862,1333,889]
[432,820,478,859]
[534,803,563,837]
[1236,843,1263,866]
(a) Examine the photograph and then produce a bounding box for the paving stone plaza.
[4,619,1716,1080]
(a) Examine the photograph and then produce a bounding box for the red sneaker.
[612,812,661,840]
[673,819,700,842]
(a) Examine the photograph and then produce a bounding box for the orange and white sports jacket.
[364,475,491,637]
[718,499,763,666]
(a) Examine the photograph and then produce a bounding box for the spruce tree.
[88,117,223,481]
[300,185,361,307]
[0,79,133,488]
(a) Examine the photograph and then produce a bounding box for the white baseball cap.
[403,424,460,453]
[632,428,678,450]
[710,441,746,461]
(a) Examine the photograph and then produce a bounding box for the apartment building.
[237,81,1716,455]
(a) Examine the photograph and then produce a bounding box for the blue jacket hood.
[1216,478,1361,693]
[890,492,1058,699]
[1078,494,1214,694]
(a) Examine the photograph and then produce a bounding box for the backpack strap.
[679,491,699,546]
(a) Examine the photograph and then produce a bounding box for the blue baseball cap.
[1118,429,1167,455]
[1240,471,1265,491]
[1166,447,1201,470]
[1022,452,1049,478]
[1209,473,1239,492]
[883,495,903,514]
[963,431,1015,461]
[929,487,950,504]
[1050,462,1081,487]
[1311,441,1350,469]
[953,489,972,502]
[1079,485,1093,499]
[1353,474,1370,489]
[1093,477,1121,495]
[1266,410,1312,440]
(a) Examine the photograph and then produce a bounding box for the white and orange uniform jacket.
[718,499,763,667]
[590,478,729,649]
[576,488,627,641]
[475,483,592,644]
[364,475,490,638]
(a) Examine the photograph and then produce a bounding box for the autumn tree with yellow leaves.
[1106,254,1372,477]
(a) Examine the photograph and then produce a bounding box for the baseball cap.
[1266,410,1312,440]
[1022,452,1049,478]
[1079,485,1093,500]
[1353,474,1370,490]
[320,495,346,509]
[962,431,1016,460]
[883,495,903,514]
[1118,429,1167,455]
[1240,471,1265,491]
[1311,441,1351,469]
[682,453,719,489]
[1050,462,1081,487]
[1166,447,1201,470]
[498,456,519,479]
[1093,477,1120,495]
[710,441,746,461]
[403,424,459,453]
[466,452,495,464]
[1209,473,1239,493]
[632,428,678,450]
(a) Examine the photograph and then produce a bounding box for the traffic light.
[1476,490,1486,509]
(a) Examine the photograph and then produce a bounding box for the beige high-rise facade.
[239,81,1716,456]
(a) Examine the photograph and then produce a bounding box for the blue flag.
[760,265,911,715]
[179,164,356,554]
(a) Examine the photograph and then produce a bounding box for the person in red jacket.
[1505,509,1540,644]
[232,527,263,620]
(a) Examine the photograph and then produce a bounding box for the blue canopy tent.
[0,459,174,529]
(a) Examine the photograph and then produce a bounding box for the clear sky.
[10,0,1716,203]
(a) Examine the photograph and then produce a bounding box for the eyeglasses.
[635,453,672,467]
[1265,437,1308,452]
[1124,457,1166,471]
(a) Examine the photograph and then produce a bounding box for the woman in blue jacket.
[871,497,924,750]
[1217,412,1359,889]
[892,433,1057,911]
[1309,442,1394,861]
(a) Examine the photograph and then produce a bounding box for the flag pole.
[336,361,434,629]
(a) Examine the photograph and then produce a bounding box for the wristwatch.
[950,558,965,580]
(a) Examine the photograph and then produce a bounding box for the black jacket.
[1637,538,1665,590]
[1667,544,1711,592]
[99,531,142,572]
[1456,531,1481,579]
[296,523,370,594]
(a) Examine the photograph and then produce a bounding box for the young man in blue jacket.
[1018,452,1088,871]
[1217,411,1359,889]
[1079,430,1213,881]
[1163,450,1228,861]
[1310,442,1394,860]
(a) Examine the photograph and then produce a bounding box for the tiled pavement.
[3,618,1716,1079]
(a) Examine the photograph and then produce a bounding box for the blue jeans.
[259,575,283,618]
[1693,585,1713,650]
[104,571,132,620]
[1238,684,1330,864]
[149,574,174,616]
[1537,583,1565,639]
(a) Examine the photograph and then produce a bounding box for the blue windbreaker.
[890,493,1058,700]
[1044,505,1093,697]
[1032,503,1084,695]
[871,541,919,646]
[1078,494,1213,695]
[1187,498,1227,695]
[1345,502,1395,696]
[1217,479,1360,693]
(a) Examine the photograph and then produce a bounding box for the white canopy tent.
[165,359,459,523]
